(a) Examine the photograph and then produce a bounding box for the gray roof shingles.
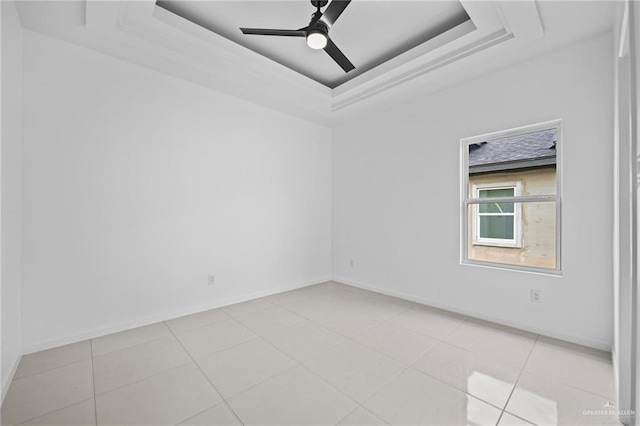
[469,128,557,167]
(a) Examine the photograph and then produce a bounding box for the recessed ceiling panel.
[156,1,470,88]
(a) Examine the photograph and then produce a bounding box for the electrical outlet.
[208,274,215,285]
[350,259,355,268]
[531,289,542,304]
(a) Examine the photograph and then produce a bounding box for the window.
[472,183,522,248]
[461,121,561,274]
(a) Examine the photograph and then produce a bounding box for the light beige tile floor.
[1,281,620,425]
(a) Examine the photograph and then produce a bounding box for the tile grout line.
[13,326,205,385]
[95,307,283,359]
[204,333,303,401]
[10,397,96,425]
[354,331,454,413]
[495,334,540,425]
[210,292,405,423]
[220,362,302,410]
[96,318,370,419]
[172,315,361,414]
[333,405,361,426]
[93,359,195,399]
[352,349,414,411]
[316,294,467,348]
[166,312,234,335]
[322,308,519,418]
[400,323,532,414]
[94,317,256,375]
[520,369,617,402]
[441,315,471,340]
[272,300,354,325]
[10,357,91,382]
[330,403,390,426]
[292,293,436,421]
[198,326,374,413]
[2,359,97,425]
[498,411,536,425]
[300,292,446,375]
[295,357,381,410]
[14,293,310,422]
[435,318,540,364]
[306,296,469,388]
[90,334,202,398]
[92,332,176,359]
[73,343,312,423]
[164,320,246,426]
[342,318,519,420]
[90,319,225,399]
[2,366,95,426]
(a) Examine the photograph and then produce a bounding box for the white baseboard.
[2,354,22,403]
[612,347,621,413]
[333,276,612,352]
[611,346,633,426]
[23,276,331,354]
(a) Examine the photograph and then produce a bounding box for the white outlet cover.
[530,289,542,303]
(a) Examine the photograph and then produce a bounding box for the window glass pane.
[479,202,514,214]
[469,128,557,196]
[467,201,557,270]
[478,188,514,198]
[479,216,514,239]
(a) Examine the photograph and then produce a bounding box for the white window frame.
[460,119,562,275]
[472,182,523,248]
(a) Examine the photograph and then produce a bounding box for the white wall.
[1,0,23,400]
[20,31,332,352]
[333,32,614,350]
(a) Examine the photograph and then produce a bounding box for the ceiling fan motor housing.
[309,21,329,36]
[311,1,329,8]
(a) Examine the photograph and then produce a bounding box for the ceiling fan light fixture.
[306,30,327,49]
[240,0,355,72]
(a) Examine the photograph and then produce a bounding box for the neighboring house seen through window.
[461,121,561,273]
[473,183,522,248]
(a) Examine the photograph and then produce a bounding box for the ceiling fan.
[239,0,355,73]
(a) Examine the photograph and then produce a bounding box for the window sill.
[461,259,563,277]
[472,241,522,249]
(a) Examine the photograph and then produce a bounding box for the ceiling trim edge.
[83,0,545,125]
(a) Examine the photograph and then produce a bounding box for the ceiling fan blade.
[324,38,355,73]
[240,28,306,37]
[321,0,351,27]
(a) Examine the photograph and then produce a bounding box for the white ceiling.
[14,1,618,127]
[155,1,470,88]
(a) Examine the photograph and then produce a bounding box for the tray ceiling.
[13,1,616,126]
[156,1,470,88]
